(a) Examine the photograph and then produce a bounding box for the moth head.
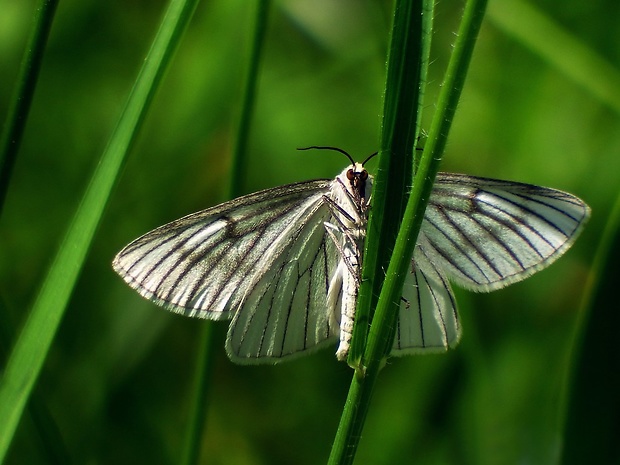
[295,146,374,203]
[345,162,372,203]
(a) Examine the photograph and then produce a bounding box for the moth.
[113,148,590,363]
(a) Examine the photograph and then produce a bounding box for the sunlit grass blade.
[0,0,199,461]
[346,0,428,370]
[329,0,429,460]
[328,0,488,463]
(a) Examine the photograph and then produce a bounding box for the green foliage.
[0,0,615,464]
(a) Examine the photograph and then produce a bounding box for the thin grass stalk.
[180,2,271,464]
[329,0,488,463]
[0,0,200,461]
[0,0,59,217]
[328,0,429,463]
[364,0,488,367]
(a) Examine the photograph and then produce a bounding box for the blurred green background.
[0,0,617,464]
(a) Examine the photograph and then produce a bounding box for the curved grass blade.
[328,0,430,462]
[0,0,200,460]
[328,0,488,463]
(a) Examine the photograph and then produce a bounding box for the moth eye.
[347,169,355,180]
[360,170,368,181]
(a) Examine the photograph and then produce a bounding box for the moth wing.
[226,181,343,363]
[420,172,590,292]
[391,234,460,355]
[391,172,589,354]
[113,180,333,321]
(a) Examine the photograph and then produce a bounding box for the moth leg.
[324,222,361,286]
[333,176,370,214]
[323,195,364,266]
[324,224,361,361]
[335,245,358,361]
[326,260,344,337]
[322,195,358,227]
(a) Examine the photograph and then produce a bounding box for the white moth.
[113,150,590,364]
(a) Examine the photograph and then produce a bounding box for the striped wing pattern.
[226,198,342,362]
[392,234,460,354]
[390,172,590,355]
[422,173,590,291]
[113,179,333,325]
[114,169,590,362]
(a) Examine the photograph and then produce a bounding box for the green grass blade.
[0,0,199,461]
[228,0,271,198]
[328,0,488,463]
[180,328,217,465]
[0,0,59,216]
[489,3,620,458]
[328,0,429,463]
[364,0,487,376]
[346,0,429,370]
[0,298,71,465]
[180,2,271,464]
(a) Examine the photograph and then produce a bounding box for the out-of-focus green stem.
[180,2,271,465]
[0,0,59,216]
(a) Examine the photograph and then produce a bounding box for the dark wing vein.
[228,192,341,363]
[420,172,590,292]
[113,179,332,320]
[392,239,460,354]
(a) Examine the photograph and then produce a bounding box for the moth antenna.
[361,151,378,166]
[297,146,355,166]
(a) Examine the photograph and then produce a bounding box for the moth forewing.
[389,173,590,357]
[419,173,591,293]
[112,179,333,319]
